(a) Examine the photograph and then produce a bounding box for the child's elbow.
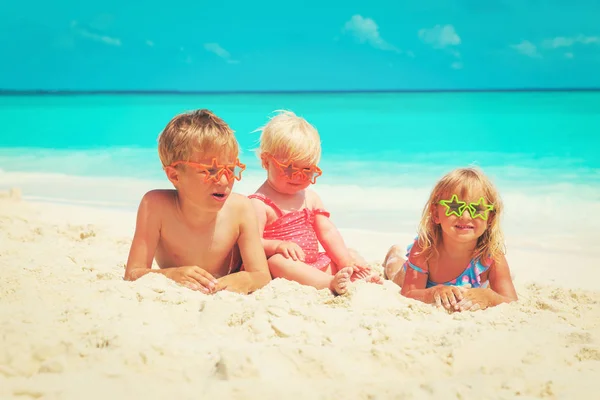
[123,267,142,281]
[255,270,272,289]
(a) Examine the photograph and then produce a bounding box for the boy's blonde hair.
[158,109,239,167]
[417,167,505,265]
[255,110,321,165]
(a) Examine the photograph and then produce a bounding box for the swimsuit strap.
[248,193,330,219]
[470,256,490,277]
[248,193,284,218]
[312,209,331,218]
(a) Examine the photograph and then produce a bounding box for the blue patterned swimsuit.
[403,239,490,288]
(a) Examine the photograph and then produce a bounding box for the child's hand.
[275,241,306,261]
[456,288,497,312]
[432,285,469,311]
[164,266,218,294]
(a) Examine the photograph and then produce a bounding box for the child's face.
[265,156,318,195]
[433,192,493,243]
[167,152,242,210]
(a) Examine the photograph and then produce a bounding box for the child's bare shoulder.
[305,188,325,209]
[139,189,177,213]
[227,193,256,215]
[247,191,270,210]
[141,189,176,203]
[408,240,427,265]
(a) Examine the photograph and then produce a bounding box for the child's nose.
[460,208,472,219]
[216,172,230,186]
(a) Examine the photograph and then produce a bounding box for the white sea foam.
[1,147,599,263]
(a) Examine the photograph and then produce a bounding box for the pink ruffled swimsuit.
[249,193,332,271]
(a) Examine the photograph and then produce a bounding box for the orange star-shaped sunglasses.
[265,154,322,184]
[168,158,246,183]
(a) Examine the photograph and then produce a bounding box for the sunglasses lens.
[232,166,241,180]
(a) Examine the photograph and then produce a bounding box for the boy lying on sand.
[124,109,271,294]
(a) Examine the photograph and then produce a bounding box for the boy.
[124,109,271,294]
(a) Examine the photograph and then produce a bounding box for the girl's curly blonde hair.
[254,110,322,166]
[416,167,506,265]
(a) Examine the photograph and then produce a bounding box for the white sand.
[1,195,600,399]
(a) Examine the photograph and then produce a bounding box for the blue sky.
[2,1,600,91]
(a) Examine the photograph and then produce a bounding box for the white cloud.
[342,15,401,53]
[418,24,461,69]
[70,21,121,46]
[512,35,599,58]
[418,25,461,48]
[542,35,600,49]
[510,40,541,58]
[204,43,239,64]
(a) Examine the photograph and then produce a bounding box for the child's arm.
[216,198,272,294]
[124,191,163,281]
[310,193,355,268]
[488,254,518,302]
[124,191,218,292]
[457,254,518,311]
[401,245,467,310]
[250,198,305,261]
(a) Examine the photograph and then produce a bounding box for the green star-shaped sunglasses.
[439,194,494,220]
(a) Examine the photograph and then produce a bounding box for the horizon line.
[1,88,600,95]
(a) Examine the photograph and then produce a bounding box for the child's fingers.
[289,244,305,261]
[438,292,451,309]
[468,302,480,312]
[458,300,473,311]
[451,287,464,301]
[448,292,459,307]
[183,280,209,293]
[188,271,216,291]
[457,297,474,310]
[182,281,199,291]
[294,247,304,261]
[434,292,442,308]
[192,267,219,285]
[297,248,306,261]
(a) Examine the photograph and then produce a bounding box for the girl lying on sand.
[384,167,518,312]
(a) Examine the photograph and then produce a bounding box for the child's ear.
[164,166,180,187]
[259,153,269,169]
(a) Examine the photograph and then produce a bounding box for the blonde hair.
[416,167,505,265]
[255,110,321,165]
[157,109,239,167]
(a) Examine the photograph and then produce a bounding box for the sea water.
[1,92,599,260]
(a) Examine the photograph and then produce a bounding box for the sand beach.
[1,192,599,400]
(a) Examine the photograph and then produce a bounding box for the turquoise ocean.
[1,92,599,261]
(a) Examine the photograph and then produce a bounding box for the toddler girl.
[249,110,382,295]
